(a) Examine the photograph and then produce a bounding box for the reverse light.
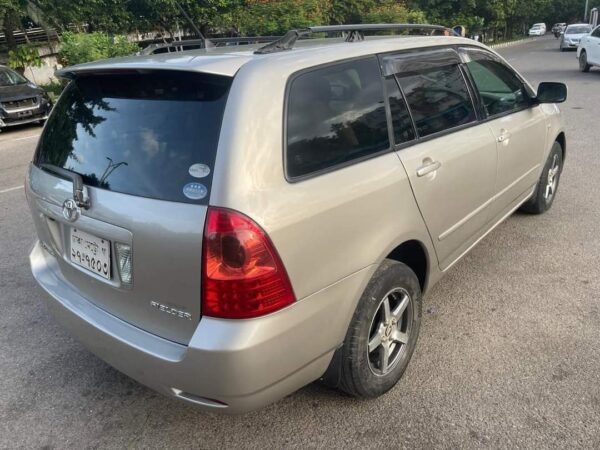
[115,242,133,286]
[202,207,295,319]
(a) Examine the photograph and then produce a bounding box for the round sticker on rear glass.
[189,163,210,179]
[182,182,208,200]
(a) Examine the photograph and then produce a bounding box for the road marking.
[13,134,41,142]
[0,133,41,144]
[0,185,23,194]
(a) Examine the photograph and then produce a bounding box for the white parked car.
[560,24,592,51]
[577,25,600,71]
[529,23,547,36]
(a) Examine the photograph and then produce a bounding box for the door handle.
[497,129,512,144]
[416,159,442,177]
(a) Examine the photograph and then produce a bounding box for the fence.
[0,27,59,46]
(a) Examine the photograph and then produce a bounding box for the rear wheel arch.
[555,132,566,160]
[385,240,429,294]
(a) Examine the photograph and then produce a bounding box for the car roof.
[57,35,486,79]
[566,23,591,28]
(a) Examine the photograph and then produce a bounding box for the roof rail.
[254,23,458,55]
[141,36,281,55]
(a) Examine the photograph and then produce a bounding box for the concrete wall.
[24,56,60,85]
[23,45,61,85]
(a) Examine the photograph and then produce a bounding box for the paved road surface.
[1,37,599,448]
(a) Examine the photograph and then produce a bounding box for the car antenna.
[175,2,213,48]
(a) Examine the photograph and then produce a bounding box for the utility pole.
[585,0,589,22]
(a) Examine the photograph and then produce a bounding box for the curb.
[490,37,540,49]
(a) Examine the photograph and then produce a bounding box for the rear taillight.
[202,207,295,319]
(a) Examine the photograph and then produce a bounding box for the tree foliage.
[58,32,138,66]
[233,0,330,35]
[8,44,42,73]
[2,0,595,58]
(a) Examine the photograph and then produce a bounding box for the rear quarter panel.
[210,57,437,316]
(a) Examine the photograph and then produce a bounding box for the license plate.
[17,110,33,118]
[70,228,111,279]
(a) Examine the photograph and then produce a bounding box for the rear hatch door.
[28,70,231,344]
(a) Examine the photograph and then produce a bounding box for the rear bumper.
[30,241,371,413]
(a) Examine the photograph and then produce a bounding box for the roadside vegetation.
[0,0,592,92]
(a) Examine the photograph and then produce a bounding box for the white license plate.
[70,228,111,279]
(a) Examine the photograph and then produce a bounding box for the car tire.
[323,260,422,398]
[520,141,563,215]
[579,50,591,72]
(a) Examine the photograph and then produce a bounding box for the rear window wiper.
[40,164,90,209]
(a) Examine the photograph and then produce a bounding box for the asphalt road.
[1,36,599,449]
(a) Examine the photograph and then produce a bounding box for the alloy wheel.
[367,287,413,376]
[544,154,560,203]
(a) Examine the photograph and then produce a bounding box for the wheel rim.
[367,287,413,376]
[544,154,560,203]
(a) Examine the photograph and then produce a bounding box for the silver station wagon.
[27,24,567,413]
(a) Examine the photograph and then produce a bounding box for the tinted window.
[385,77,416,145]
[396,65,476,137]
[286,57,389,178]
[35,71,231,204]
[593,27,600,38]
[465,53,530,117]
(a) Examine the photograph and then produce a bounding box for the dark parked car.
[0,65,52,131]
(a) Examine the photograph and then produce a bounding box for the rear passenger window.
[286,57,390,179]
[385,77,416,145]
[396,65,476,138]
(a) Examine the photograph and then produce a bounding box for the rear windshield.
[566,26,591,34]
[35,71,231,204]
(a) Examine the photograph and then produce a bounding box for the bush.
[7,45,42,74]
[58,32,139,66]
[40,81,66,102]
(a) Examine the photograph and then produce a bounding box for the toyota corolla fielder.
[27,24,567,413]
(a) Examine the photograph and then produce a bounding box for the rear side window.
[286,57,390,179]
[35,71,231,204]
[396,65,476,138]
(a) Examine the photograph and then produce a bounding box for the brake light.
[202,207,295,319]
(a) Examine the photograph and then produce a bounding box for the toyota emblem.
[62,199,80,222]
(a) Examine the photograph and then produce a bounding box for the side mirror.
[536,82,567,103]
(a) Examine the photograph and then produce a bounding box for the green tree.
[329,0,377,24]
[128,0,242,37]
[37,0,132,32]
[58,31,138,66]
[1,0,24,50]
[363,1,427,24]
[232,0,329,35]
